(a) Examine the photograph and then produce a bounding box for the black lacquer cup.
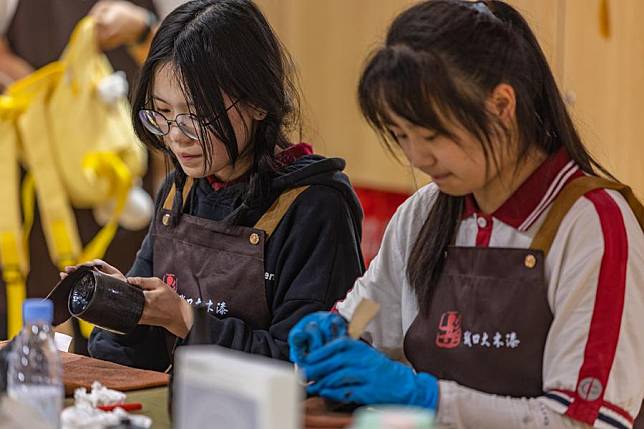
[48,266,144,335]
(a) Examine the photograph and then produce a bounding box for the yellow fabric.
[2,233,26,338]
[5,17,147,267]
[77,152,132,262]
[48,17,146,208]
[0,18,149,339]
[8,63,83,267]
[21,173,35,250]
[78,320,95,339]
[0,101,27,338]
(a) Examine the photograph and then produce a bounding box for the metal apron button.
[162,214,171,226]
[524,254,537,269]
[249,232,260,245]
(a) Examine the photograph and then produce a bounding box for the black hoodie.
[88,154,364,371]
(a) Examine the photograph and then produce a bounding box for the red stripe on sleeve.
[552,389,635,425]
[566,190,629,425]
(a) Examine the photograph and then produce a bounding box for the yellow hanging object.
[76,153,133,339]
[48,17,146,208]
[78,152,133,262]
[599,0,611,39]
[8,62,82,269]
[0,98,28,338]
[21,173,35,251]
[0,17,149,339]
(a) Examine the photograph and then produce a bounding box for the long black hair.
[358,0,613,311]
[132,0,300,214]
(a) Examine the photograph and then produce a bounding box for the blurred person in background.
[0,0,172,349]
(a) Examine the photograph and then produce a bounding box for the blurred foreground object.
[174,345,301,429]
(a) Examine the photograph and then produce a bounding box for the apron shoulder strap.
[161,180,309,239]
[254,186,310,239]
[531,175,644,256]
[162,177,194,211]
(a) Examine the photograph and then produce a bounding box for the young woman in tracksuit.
[61,0,365,371]
[289,2,644,428]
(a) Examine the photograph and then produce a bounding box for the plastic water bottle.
[7,299,63,428]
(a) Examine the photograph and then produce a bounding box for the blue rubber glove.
[288,311,348,365]
[301,337,439,410]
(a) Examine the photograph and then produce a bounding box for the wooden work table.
[2,341,353,428]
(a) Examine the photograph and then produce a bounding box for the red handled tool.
[97,402,143,412]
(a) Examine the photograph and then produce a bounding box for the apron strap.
[162,177,194,211]
[530,176,644,256]
[254,186,310,239]
[161,180,309,239]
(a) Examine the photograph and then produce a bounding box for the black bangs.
[171,51,241,174]
[131,0,302,220]
[356,0,612,312]
[359,45,455,149]
[359,41,509,175]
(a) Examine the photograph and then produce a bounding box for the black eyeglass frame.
[138,100,239,140]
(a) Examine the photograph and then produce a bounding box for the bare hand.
[59,259,126,282]
[0,38,33,88]
[128,276,194,339]
[89,1,150,50]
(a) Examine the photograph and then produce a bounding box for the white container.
[174,345,302,429]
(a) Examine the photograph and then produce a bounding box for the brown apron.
[153,179,309,332]
[403,176,644,424]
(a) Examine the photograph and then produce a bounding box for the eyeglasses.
[138,101,238,140]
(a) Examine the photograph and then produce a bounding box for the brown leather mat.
[2,342,169,396]
[60,352,169,396]
[304,397,353,429]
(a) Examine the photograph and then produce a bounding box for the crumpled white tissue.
[74,381,126,408]
[61,381,151,429]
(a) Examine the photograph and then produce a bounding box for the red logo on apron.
[436,311,462,349]
[163,273,177,291]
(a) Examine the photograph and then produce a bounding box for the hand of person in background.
[301,337,440,411]
[89,1,155,51]
[0,37,33,89]
[127,276,194,339]
[59,259,127,283]
[288,311,348,365]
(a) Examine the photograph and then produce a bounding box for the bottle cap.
[23,299,54,325]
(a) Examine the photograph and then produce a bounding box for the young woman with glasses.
[62,0,364,371]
